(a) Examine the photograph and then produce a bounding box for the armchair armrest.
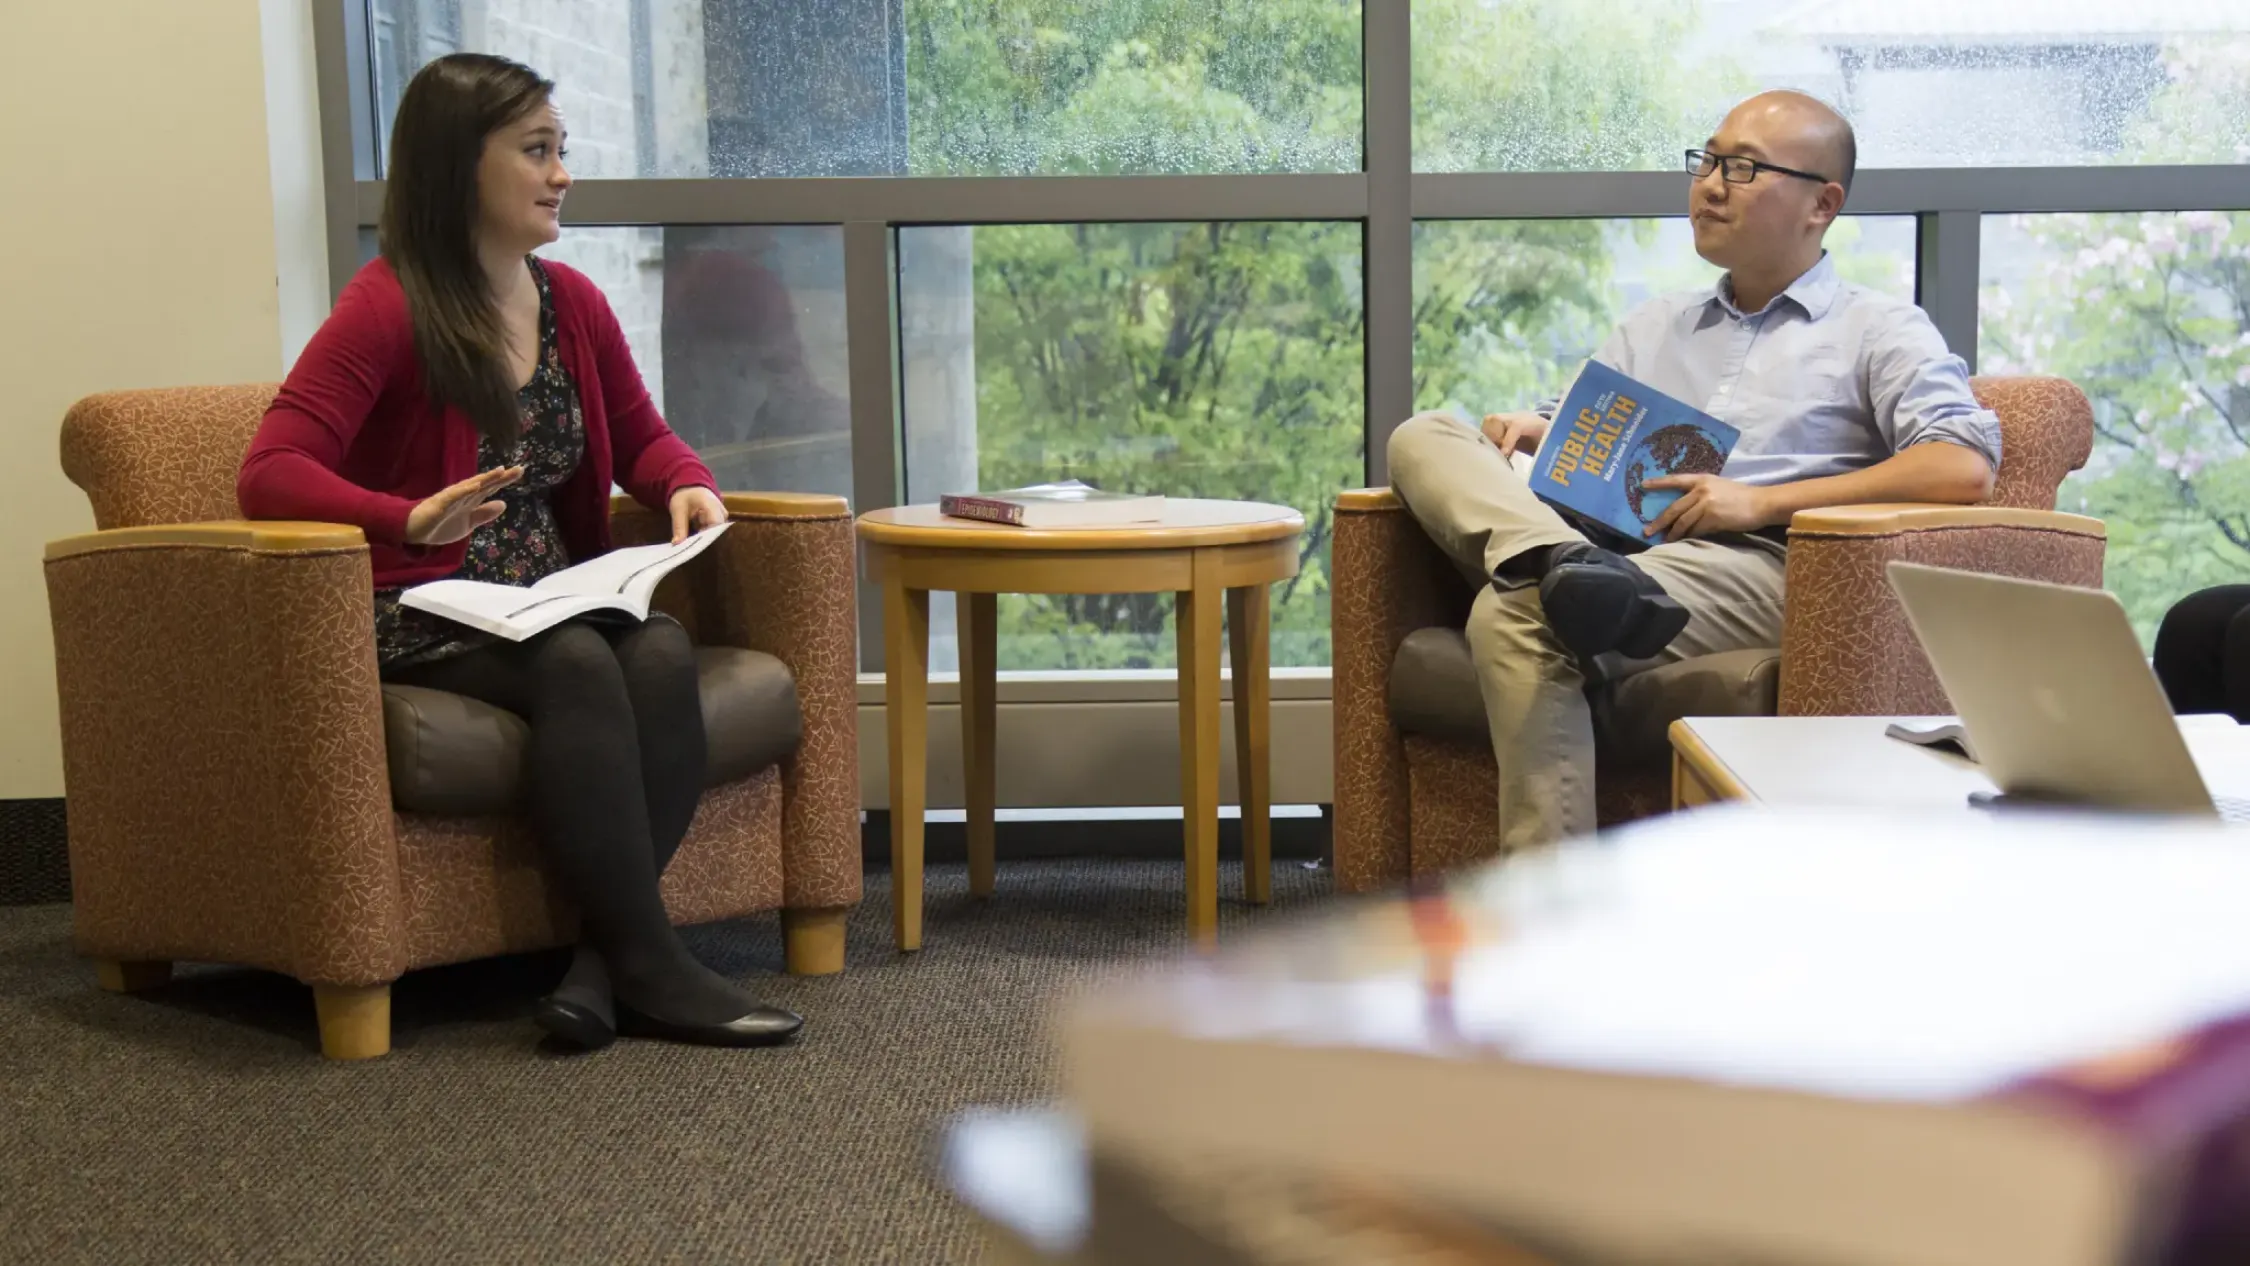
[1778,503,2107,716]
[610,492,860,911]
[44,519,367,558]
[1330,488,1477,893]
[43,521,402,986]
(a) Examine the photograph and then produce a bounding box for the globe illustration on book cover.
[1623,423,1728,524]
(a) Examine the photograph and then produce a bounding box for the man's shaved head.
[1689,90,1858,296]
[1729,90,1856,192]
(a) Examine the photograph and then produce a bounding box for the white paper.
[530,521,730,601]
[396,582,608,639]
[1438,810,2250,1101]
[1163,808,2250,1106]
[399,521,730,640]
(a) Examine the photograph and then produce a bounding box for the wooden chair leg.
[783,908,849,976]
[94,959,172,993]
[313,985,391,1060]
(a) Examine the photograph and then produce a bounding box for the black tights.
[2152,585,2250,722]
[385,617,759,1025]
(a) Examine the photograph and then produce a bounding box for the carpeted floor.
[2,860,1332,1264]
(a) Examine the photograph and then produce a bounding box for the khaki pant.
[1386,413,1788,851]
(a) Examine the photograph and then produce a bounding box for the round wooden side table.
[856,499,1305,950]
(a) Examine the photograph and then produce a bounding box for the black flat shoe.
[615,1003,804,1048]
[1537,543,1690,660]
[533,996,618,1051]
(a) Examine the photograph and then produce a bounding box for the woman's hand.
[669,485,727,543]
[405,466,524,545]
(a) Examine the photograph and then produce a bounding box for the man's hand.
[1642,474,1775,542]
[1480,411,1549,456]
[669,485,727,543]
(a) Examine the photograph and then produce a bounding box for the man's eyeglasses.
[1685,148,1830,186]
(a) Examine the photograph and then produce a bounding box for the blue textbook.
[1526,360,1741,546]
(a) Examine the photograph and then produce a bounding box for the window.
[1413,216,1917,419]
[332,1,2249,684]
[1412,0,2250,171]
[539,227,853,501]
[1981,211,2250,644]
[366,0,1364,177]
[899,222,1363,671]
[369,0,459,148]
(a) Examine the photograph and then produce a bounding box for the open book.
[399,522,730,641]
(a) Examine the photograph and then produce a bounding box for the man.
[1387,90,2000,852]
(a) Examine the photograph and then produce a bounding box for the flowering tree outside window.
[1981,41,2250,641]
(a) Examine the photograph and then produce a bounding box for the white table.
[1669,714,2250,813]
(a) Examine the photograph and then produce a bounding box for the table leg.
[1227,583,1273,905]
[884,582,931,952]
[1177,551,1224,947]
[958,591,998,898]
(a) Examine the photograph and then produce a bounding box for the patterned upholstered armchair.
[1330,376,2107,891]
[44,385,861,1057]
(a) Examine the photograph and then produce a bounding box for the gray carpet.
[2,860,1332,1264]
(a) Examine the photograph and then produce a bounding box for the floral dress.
[373,258,586,669]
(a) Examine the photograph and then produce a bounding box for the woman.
[2153,586,2250,722]
[238,53,800,1052]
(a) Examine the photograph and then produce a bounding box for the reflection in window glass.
[368,0,1362,177]
[1980,212,2250,645]
[1412,216,1916,421]
[899,223,1364,672]
[905,0,1362,175]
[1412,0,2250,171]
[534,227,852,500]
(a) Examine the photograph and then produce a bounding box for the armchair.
[45,385,861,1057]
[1331,376,2108,890]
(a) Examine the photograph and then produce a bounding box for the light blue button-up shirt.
[1548,253,2002,485]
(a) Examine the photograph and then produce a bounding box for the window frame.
[313,0,2250,671]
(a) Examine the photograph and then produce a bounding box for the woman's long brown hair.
[379,53,554,447]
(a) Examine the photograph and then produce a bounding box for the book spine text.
[940,495,1029,526]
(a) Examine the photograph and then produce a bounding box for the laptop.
[1885,560,2250,822]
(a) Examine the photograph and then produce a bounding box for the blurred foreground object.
[1062,806,2250,1266]
[944,1108,1568,1264]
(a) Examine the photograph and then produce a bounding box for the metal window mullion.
[1916,210,1982,372]
[351,174,1370,227]
[1857,165,2250,214]
[628,0,658,178]
[1412,171,1688,219]
[1362,0,1413,487]
[317,0,379,304]
[844,221,903,672]
[1411,166,2250,221]
[353,165,2249,236]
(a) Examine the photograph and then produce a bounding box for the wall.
[263,0,332,368]
[0,1,313,797]
[856,673,1338,810]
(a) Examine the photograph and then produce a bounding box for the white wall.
[856,673,1337,810]
[0,1,319,797]
[262,0,332,368]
